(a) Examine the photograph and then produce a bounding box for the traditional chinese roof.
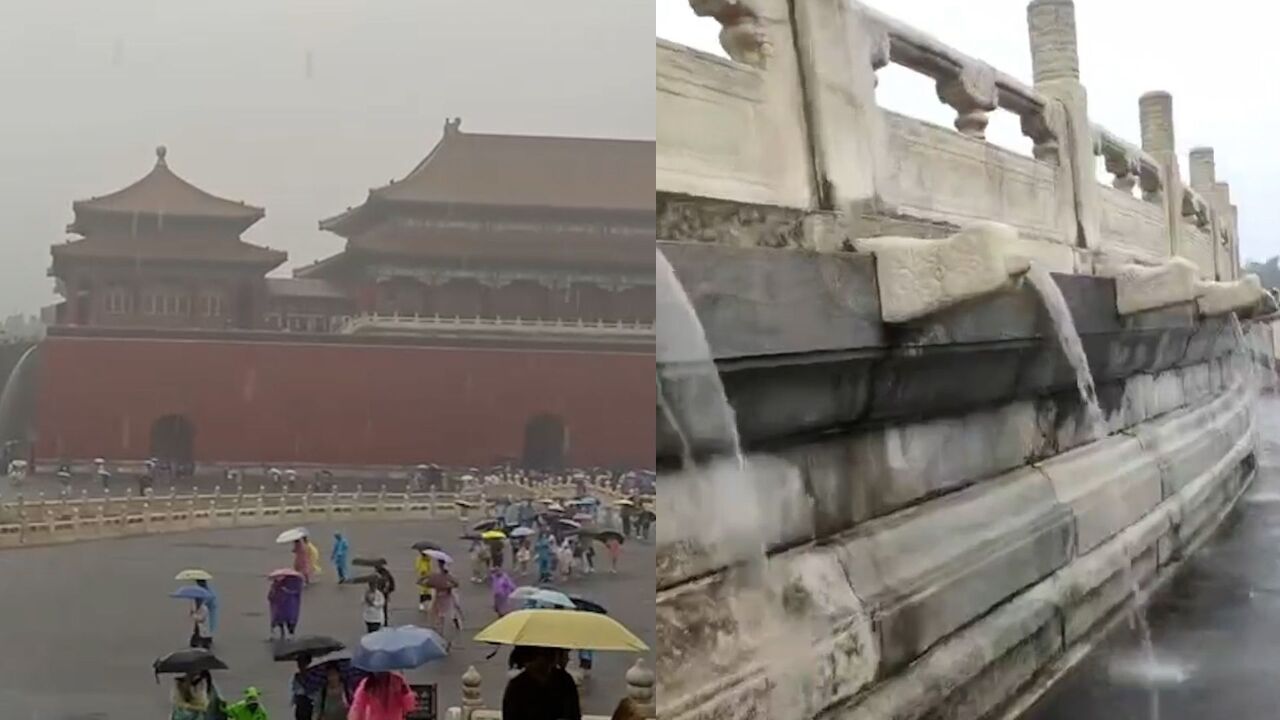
[320,119,654,236]
[348,222,652,271]
[69,146,265,234]
[50,235,286,270]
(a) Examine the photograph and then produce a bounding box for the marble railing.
[658,0,1243,281]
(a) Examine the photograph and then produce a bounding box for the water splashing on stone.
[1023,264,1105,439]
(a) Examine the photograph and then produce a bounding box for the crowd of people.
[159,484,653,720]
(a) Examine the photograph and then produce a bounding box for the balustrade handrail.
[1092,123,1163,199]
[340,313,655,335]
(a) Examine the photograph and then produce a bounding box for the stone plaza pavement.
[0,516,655,718]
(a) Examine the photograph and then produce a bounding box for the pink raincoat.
[348,672,416,720]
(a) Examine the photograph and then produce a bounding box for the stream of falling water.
[1023,263,1166,720]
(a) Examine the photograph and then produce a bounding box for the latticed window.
[202,293,223,317]
[105,287,131,314]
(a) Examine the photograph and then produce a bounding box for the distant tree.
[1244,256,1280,290]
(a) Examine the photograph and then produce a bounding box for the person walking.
[330,532,350,584]
[535,535,554,584]
[490,567,516,618]
[224,686,269,720]
[306,536,323,581]
[426,562,463,649]
[269,575,302,640]
[605,536,622,574]
[375,564,396,626]
[314,665,351,720]
[414,551,433,612]
[290,656,315,720]
[502,646,581,720]
[195,578,219,638]
[348,672,416,720]
[292,539,312,585]
[169,675,209,720]
[362,578,386,633]
[189,598,212,650]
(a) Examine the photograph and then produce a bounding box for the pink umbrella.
[269,568,304,580]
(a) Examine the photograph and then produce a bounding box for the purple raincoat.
[269,575,303,628]
[490,570,516,616]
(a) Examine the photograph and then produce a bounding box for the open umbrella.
[523,589,574,609]
[170,585,214,602]
[272,635,346,661]
[410,540,443,552]
[570,596,608,614]
[615,499,635,507]
[299,656,366,695]
[590,529,625,544]
[174,569,213,582]
[546,503,566,513]
[352,625,449,671]
[556,519,582,530]
[470,518,501,533]
[268,568,304,580]
[422,549,453,565]
[154,649,228,677]
[474,609,648,652]
[351,557,387,568]
[510,585,564,604]
[509,527,535,538]
[275,527,308,544]
[481,530,506,540]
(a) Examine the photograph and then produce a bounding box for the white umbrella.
[422,549,454,564]
[275,527,308,544]
[509,527,535,538]
[524,588,575,609]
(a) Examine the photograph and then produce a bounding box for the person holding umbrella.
[171,585,215,649]
[375,563,396,625]
[169,674,210,720]
[502,646,580,720]
[362,578,387,633]
[424,560,463,649]
[268,571,304,639]
[314,663,352,720]
[290,656,315,720]
[330,532,350,584]
[224,686,269,720]
[490,566,517,618]
[349,625,448,720]
[348,672,416,720]
[414,550,433,612]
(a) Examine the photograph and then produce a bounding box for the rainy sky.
[0,0,655,317]
[658,0,1280,267]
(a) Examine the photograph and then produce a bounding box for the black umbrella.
[272,635,346,662]
[410,540,443,552]
[589,529,625,544]
[352,557,387,568]
[153,649,228,678]
[570,596,608,614]
[470,518,500,533]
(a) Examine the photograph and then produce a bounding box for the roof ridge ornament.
[444,117,462,135]
[155,145,168,167]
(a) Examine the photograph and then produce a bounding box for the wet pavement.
[1021,395,1280,720]
[0,516,654,719]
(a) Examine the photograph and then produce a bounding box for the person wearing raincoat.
[169,675,209,720]
[425,561,463,648]
[306,536,323,581]
[224,686,269,720]
[534,535,554,584]
[268,575,302,639]
[348,671,416,720]
[330,532,350,584]
[292,539,311,584]
[414,551,433,612]
[490,566,516,617]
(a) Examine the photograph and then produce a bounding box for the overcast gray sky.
[658,0,1278,267]
[0,0,655,317]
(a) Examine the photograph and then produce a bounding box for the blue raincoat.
[331,533,350,583]
[195,580,219,634]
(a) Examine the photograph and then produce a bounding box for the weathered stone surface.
[657,455,813,590]
[657,547,877,720]
[1038,434,1162,554]
[1198,274,1264,316]
[854,222,1028,323]
[831,465,1073,672]
[1107,257,1201,315]
[1129,381,1244,497]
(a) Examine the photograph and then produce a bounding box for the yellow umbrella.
[174,569,213,582]
[474,609,649,652]
[481,530,506,540]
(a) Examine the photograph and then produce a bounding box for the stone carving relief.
[690,0,772,68]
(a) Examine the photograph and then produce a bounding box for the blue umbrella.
[170,585,214,602]
[352,625,448,672]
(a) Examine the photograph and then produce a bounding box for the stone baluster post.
[626,658,656,716]
[460,666,483,717]
[1190,147,1235,281]
[354,484,363,516]
[187,490,196,529]
[36,492,45,525]
[143,500,152,533]
[377,484,387,517]
[96,498,107,535]
[71,505,81,539]
[428,489,437,519]
[1140,90,1182,260]
[328,487,337,521]
[256,490,266,522]
[1026,0,1097,261]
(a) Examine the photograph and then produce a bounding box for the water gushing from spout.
[1023,264,1104,439]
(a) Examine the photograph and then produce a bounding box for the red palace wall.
[33,334,654,469]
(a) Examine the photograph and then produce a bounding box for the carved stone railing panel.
[656,0,815,209]
[1098,188,1170,263]
[859,3,1058,156]
[1180,224,1216,280]
[1093,124,1163,201]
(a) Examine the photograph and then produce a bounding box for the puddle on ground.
[1106,652,1193,687]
